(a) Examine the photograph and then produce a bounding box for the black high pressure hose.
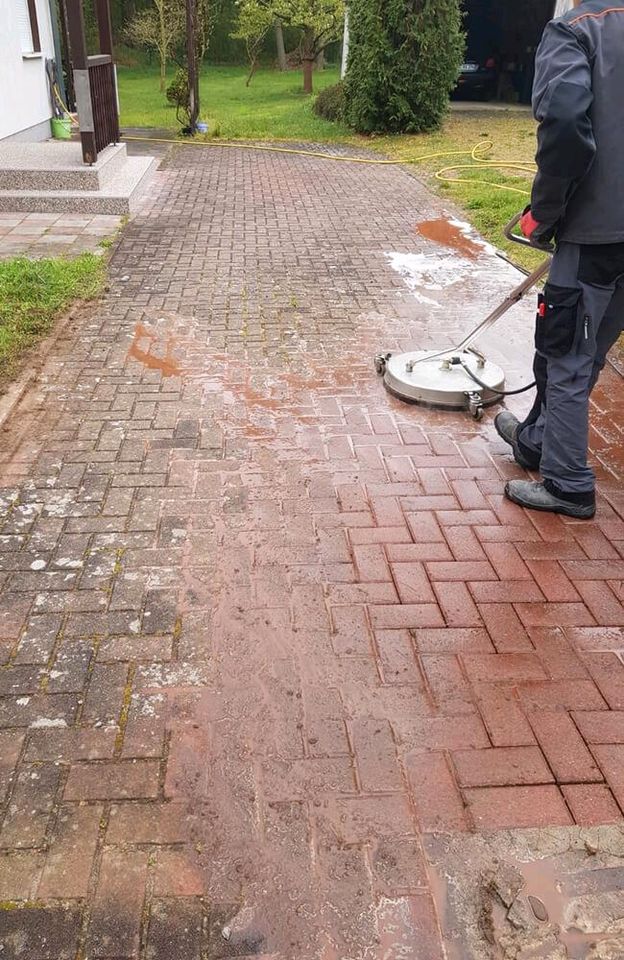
[460,361,537,397]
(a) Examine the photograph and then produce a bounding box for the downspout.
[340,7,349,79]
[48,0,68,106]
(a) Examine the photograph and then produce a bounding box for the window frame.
[20,0,41,55]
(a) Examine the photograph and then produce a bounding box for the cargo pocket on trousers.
[535,284,582,358]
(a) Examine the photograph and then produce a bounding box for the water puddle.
[387,217,511,309]
[427,831,624,960]
[493,857,621,960]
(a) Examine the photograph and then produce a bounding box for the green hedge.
[344,0,464,134]
[314,82,345,121]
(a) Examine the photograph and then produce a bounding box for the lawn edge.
[0,299,96,428]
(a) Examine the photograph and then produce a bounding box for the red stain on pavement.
[418,218,482,260]
[127,322,182,377]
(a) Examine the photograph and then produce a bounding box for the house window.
[17,0,41,55]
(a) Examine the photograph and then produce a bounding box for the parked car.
[453,58,498,100]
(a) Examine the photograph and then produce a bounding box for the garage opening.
[455,0,556,104]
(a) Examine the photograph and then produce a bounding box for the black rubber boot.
[505,479,596,519]
[494,412,541,471]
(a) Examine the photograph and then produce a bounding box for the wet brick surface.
[0,143,623,958]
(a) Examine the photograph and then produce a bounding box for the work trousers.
[518,241,624,493]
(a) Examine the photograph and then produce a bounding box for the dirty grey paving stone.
[0,905,82,959]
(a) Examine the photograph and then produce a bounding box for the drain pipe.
[48,0,68,108]
[341,7,349,79]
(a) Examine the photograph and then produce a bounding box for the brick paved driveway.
[1,144,623,959]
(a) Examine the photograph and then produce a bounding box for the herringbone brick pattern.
[0,144,623,958]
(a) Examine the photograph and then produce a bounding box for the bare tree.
[231,1,273,84]
[195,0,224,63]
[125,0,184,91]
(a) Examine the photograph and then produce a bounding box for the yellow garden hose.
[432,141,533,196]
[123,135,534,197]
[121,135,624,377]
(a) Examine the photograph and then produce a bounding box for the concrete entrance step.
[0,142,129,192]
[0,156,158,214]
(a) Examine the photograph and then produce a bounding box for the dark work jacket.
[531,0,624,244]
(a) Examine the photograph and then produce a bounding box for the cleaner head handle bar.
[504,211,555,254]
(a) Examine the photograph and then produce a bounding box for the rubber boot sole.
[504,482,596,519]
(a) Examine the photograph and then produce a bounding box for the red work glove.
[520,207,541,239]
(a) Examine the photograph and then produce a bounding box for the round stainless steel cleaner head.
[382,349,505,411]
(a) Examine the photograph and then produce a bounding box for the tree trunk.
[246,56,258,87]
[315,49,325,71]
[159,50,166,92]
[158,3,166,91]
[302,57,314,94]
[186,0,199,130]
[275,20,287,71]
[302,28,315,94]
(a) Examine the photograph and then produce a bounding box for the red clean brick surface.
[451,745,553,788]
[528,711,602,783]
[0,142,623,958]
[406,752,469,832]
[465,785,574,830]
[561,784,623,825]
[573,710,624,743]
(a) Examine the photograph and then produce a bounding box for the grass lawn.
[118,63,350,141]
[118,64,540,267]
[0,255,105,391]
[372,111,542,270]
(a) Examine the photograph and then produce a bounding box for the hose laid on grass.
[123,136,534,197]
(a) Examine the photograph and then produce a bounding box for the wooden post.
[95,0,120,142]
[95,0,114,54]
[186,0,199,131]
[65,0,97,163]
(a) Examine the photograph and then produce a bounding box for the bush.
[344,0,465,134]
[166,69,189,109]
[314,82,345,122]
[166,68,193,126]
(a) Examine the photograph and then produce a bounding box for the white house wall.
[0,0,55,141]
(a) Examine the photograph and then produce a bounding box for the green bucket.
[51,116,71,140]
